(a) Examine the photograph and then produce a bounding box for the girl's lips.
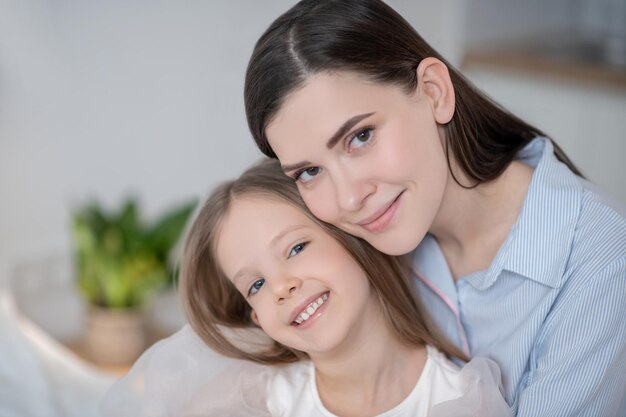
[358,191,404,233]
[290,292,330,329]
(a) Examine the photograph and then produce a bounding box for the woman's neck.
[431,160,534,279]
[310,304,427,416]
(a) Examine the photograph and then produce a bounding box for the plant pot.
[85,306,146,366]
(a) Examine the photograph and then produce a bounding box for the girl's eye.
[347,127,373,151]
[288,242,308,258]
[294,167,321,183]
[248,278,265,296]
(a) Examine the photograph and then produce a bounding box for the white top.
[268,346,483,416]
[101,326,512,417]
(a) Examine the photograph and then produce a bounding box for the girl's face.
[216,196,379,358]
[266,71,450,256]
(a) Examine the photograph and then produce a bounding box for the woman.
[243,0,626,415]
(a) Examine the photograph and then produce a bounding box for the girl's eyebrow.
[231,224,308,285]
[280,112,375,173]
[270,224,307,247]
[231,268,253,288]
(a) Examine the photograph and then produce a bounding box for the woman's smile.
[357,191,405,233]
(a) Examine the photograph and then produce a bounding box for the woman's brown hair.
[244,0,581,186]
[179,158,467,364]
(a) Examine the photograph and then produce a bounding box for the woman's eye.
[248,278,265,296]
[294,167,321,183]
[347,128,373,150]
[288,242,308,258]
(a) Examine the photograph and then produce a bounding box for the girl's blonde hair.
[180,158,467,364]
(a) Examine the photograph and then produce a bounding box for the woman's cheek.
[301,186,338,224]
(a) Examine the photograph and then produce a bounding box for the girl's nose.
[273,276,301,303]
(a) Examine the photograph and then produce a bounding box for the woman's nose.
[273,276,301,303]
[333,169,375,213]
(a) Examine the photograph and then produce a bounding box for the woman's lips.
[358,191,404,233]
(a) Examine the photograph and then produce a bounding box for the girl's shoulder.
[266,360,321,416]
[422,346,513,417]
[420,346,465,402]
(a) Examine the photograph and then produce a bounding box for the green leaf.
[71,196,196,308]
[146,200,197,258]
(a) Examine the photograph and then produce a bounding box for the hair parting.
[244,0,582,184]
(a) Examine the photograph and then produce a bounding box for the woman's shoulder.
[560,176,625,288]
[574,178,625,249]
[512,137,624,286]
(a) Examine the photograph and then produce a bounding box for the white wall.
[0,1,287,275]
[0,0,461,339]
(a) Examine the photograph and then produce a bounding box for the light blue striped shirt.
[411,137,626,416]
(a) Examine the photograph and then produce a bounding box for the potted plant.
[72,196,196,365]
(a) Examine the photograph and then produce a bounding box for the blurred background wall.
[1,0,624,343]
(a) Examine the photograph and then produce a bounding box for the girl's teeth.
[294,293,329,325]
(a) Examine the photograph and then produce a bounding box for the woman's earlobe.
[415,57,455,124]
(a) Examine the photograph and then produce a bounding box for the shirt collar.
[473,137,582,290]
[411,233,459,305]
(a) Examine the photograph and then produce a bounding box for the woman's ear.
[250,310,260,326]
[415,57,455,124]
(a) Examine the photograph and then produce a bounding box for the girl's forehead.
[219,195,312,245]
[215,195,317,278]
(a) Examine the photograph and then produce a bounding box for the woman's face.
[266,71,450,255]
[216,196,379,358]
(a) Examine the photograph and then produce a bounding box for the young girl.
[243,1,626,416]
[101,159,510,416]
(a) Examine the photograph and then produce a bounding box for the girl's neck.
[431,160,534,279]
[310,304,428,416]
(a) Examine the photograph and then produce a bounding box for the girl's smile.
[215,196,379,356]
[291,291,329,328]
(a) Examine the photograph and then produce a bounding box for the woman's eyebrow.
[280,112,375,173]
[281,160,311,173]
[326,112,375,149]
